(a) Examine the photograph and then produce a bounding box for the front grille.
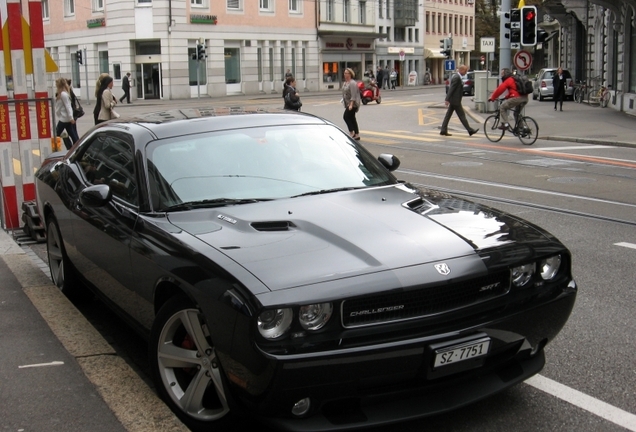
[341,271,510,328]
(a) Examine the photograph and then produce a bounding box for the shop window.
[225,48,241,84]
[323,62,338,83]
[189,48,208,85]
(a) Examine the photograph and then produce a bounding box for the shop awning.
[424,48,446,59]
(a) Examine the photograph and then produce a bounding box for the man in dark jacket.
[376,66,385,90]
[119,72,132,104]
[440,64,479,137]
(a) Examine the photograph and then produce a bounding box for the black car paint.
[35,110,576,431]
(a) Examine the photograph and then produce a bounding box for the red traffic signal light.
[521,6,537,46]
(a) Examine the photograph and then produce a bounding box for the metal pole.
[83,47,90,105]
[197,59,200,99]
[500,0,512,71]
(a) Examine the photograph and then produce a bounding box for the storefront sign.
[388,47,415,54]
[324,38,373,51]
[87,18,105,28]
[190,14,218,24]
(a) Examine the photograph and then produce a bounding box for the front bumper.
[228,280,576,431]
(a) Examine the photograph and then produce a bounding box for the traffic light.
[504,8,521,48]
[197,42,206,60]
[76,50,83,65]
[521,6,537,46]
[439,37,452,58]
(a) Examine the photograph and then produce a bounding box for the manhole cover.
[547,177,596,184]
[442,161,483,167]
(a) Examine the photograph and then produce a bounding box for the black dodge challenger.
[35,107,576,431]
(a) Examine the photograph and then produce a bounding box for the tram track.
[398,168,636,227]
[363,137,636,181]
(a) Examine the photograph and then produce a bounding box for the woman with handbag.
[282,76,302,111]
[54,77,80,150]
[97,76,120,124]
[342,68,361,140]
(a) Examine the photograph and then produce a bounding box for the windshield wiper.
[162,198,269,212]
[291,187,363,198]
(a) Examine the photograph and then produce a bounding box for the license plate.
[433,338,490,368]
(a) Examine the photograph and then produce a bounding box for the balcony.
[394,0,417,28]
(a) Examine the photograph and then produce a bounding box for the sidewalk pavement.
[0,229,189,432]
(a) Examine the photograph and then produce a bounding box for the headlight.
[258,308,293,339]
[540,255,562,280]
[512,263,535,287]
[299,303,333,331]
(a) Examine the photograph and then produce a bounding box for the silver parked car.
[533,68,574,101]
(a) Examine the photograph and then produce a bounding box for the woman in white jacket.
[54,77,79,150]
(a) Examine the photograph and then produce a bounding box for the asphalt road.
[17,87,636,432]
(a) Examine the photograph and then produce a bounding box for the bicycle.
[483,102,538,146]
[573,80,588,103]
[588,84,611,108]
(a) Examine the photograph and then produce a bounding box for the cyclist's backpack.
[514,75,533,95]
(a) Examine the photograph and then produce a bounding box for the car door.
[68,131,140,312]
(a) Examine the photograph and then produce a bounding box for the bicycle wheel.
[588,90,600,106]
[517,116,538,146]
[484,115,505,142]
[574,87,583,103]
[600,90,610,108]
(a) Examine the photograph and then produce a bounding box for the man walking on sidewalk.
[440,64,479,137]
[119,72,132,104]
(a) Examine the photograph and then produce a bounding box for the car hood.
[167,184,551,291]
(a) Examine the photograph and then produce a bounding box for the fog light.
[291,397,311,417]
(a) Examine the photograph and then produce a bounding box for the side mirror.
[378,154,401,172]
[80,184,112,207]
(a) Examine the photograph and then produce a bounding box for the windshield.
[146,124,396,211]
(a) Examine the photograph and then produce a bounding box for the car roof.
[116,107,330,140]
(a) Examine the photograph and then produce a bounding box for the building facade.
[41,0,453,99]
[542,0,636,116]
[423,0,476,85]
[43,0,321,101]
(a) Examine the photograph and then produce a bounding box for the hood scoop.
[404,197,437,215]
[251,221,296,232]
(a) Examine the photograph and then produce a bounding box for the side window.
[76,133,138,205]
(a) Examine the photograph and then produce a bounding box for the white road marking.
[19,361,65,369]
[536,145,613,151]
[526,375,636,431]
[615,242,636,250]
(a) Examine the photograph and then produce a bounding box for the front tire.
[150,296,232,432]
[484,115,505,142]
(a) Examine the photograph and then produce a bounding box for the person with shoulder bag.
[97,76,120,124]
[54,77,80,150]
[66,79,84,121]
[282,76,302,111]
[342,68,361,140]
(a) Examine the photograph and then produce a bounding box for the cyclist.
[488,68,528,131]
